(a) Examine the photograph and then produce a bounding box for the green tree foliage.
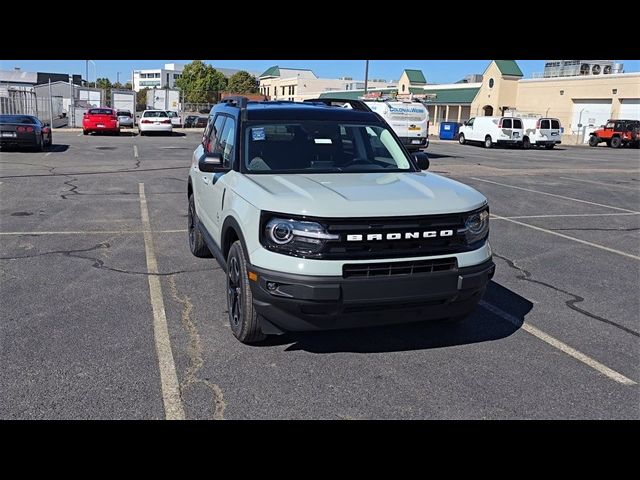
[226,71,259,94]
[137,88,150,111]
[95,77,112,90]
[175,60,228,103]
[124,82,133,90]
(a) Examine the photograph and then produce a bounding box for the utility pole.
[364,60,369,95]
[48,78,54,129]
[117,72,120,85]
[69,75,74,128]
[85,60,88,86]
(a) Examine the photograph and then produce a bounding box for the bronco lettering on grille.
[346,230,454,241]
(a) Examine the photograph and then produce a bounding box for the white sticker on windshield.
[314,138,332,144]
[252,128,266,141]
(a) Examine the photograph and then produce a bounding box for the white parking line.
[469,177,639,213]
[134,145,138,158]
[491,214,640,260]
[493,213,640,220]
[559,176,640,191]
[139,183,185,420]
[480,301,636,386]
[0,229,187,235]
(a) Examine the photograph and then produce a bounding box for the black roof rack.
[221,95,249,109]
[303,98,372,112]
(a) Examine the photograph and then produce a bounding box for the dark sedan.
[0,114,52,151]
[183,115,199,128]
[193,116,208,129]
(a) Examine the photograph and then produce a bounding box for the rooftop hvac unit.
[592,64,601,75]
[603,65,612,74]
[580,64,590,75]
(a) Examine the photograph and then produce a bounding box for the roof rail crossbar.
[303,98,372,112]
[221,95,249,109]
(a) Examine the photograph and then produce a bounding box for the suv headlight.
[460,207,490,245]
[261,215,339,257]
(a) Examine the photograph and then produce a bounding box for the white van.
[458,116,524,148]
[365,101,429,150]
[521,117,562,149]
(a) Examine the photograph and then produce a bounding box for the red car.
[82,108,120,135]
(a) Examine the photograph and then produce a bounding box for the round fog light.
[266,281,278,291]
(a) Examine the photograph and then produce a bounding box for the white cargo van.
[458,116,524,148]
[365,100,429,150]
[521,117,562,149]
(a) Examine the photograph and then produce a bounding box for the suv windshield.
[244,122,413,174]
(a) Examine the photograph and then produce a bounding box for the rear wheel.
[458,133,466,145]
[484,136,492,148]
[522,137,531,149]
[610,136,622,148]
[83,130,88,136]
[227,241,266,344]
[187,194,212,258]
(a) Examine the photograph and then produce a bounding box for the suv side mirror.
[412,152,429,170]
[198,152,224,173]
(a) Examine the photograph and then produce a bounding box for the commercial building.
[133,63,184,92]
[258,65,395,101]
[320,60,640,144]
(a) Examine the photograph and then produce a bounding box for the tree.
[95,77,112,90]
[137,88,150,111]
[112,82,124,90]
[226,71,259,94]
[175,60,228,103]
[124,82,132,90]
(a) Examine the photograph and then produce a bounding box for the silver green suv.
[187,97,494,343]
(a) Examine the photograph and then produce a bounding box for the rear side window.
[143,111,168,118]
[551,119,560,129]
[89,108,114,115]
[512,119,522,129]
[502,118,512,128]
[540,119,550,129]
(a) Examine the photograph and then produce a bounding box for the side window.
[513,119,522,129]
[214,118,236,167]
[502,118,512,128]
[540,119,550,129]
[205,115,226,153]
[467,118,474,127]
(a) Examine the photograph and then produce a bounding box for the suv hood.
[234,172,487,217]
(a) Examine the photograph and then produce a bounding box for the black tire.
[188,194,212,258]
[544,144,555,150]
[47,134,53,147]
[35,136,44,152]
[484,136,492,149]
[226,241,266,344]
[83,130,88,136]
[610,136,622,148]
[139,129,144,136]
[588,135,599,147]
[458,133,466,145]
[522,137,531,149]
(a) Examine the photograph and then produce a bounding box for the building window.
[166,73,170,84]
[489,78,494,88]
[612,88,617,94]
[282,86,285,95]
[174,74,180,80]
[402,84,405,92]
[560,90,564,95]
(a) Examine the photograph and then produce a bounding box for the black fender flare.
[221,216,251,264]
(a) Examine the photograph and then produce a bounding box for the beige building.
[320,60,640,144]
[258,65,394,102]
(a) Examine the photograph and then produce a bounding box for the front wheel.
[522,137,531,149]
[484,136,492,149]
[610,136,622,148]
[588,135,599,147]
[83,130,88,136]
[226,241,266,344]
[458,133,466,145]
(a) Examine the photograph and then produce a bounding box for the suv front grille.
[343,257,457,278]
[323,213,470,260]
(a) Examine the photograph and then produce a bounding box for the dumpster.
[439,122,461,140]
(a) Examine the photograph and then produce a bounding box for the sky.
[2,59,639,84]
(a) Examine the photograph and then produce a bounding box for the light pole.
[117,72,121,85]
[364,60,369,95]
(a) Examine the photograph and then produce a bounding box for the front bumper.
[249,258,495,332]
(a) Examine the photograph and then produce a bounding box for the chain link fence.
[0,88,68,127]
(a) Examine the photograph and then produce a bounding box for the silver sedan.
[117,110,135,128]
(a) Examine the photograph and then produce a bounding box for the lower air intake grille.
[342,257,457,279]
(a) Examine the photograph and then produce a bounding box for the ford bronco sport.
[187,97,495,343]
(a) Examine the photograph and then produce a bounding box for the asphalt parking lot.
[1,131,638,419]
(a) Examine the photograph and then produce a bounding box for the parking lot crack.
[493,252,640,338]
[60,177,79,199]
[167,275,226,420]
